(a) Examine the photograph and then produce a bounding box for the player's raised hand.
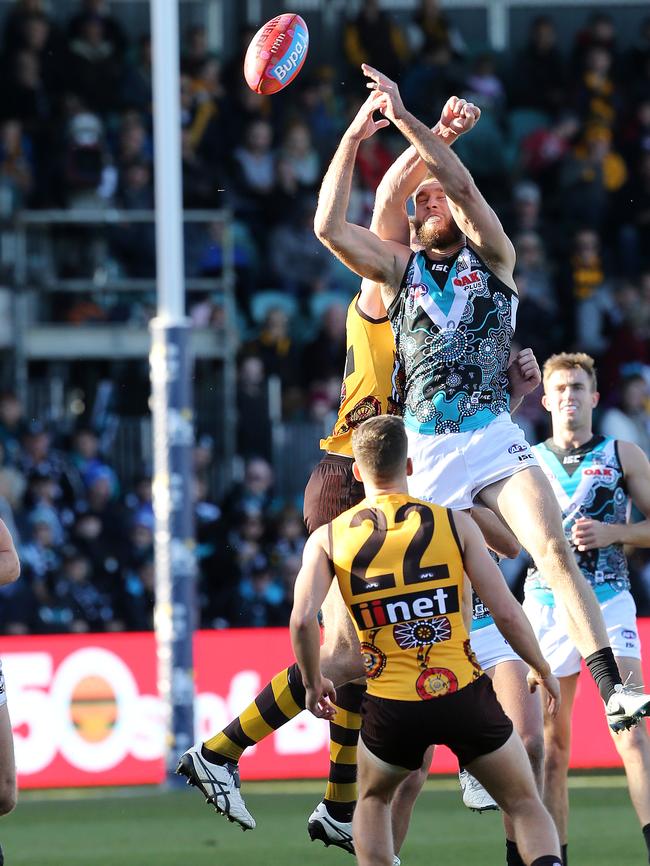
[347,91,391,142]
[571,516,614,551]
[305,676,337,719]
[362,63,406,123]
[438,96,481,140]
[527,668,561,718]
[508,347,541,403]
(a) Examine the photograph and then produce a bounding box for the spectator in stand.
[400,41,463,128]
[244,305,301,385]
[231,118,276,238]
[120,34,151,114]
[113,111,151,171]
[559,124,627,231]
[19,512,60,624]
[68,427,118,499]
[64,12,124,114]
[0,49,52,133]
[67,0,126,59]
[510,15,567,114]
[572,12,617,74]
[521,113,580,195]
[0,119,34,213]
[462,53,507,120]
[181,128,217,208]
[599,281,650,395]
[19,421,75,506]
[291,69,345,162]
[301,302,347,388]
[59,109,116,209]
[111,159,155,277]
[0,392,25,466]
[573,45,618,131]
[22,469,72,546]
[268,197,333,295]
[236,355,273,463]
[343,0,408,82]
[561,227,612,357]
[124,473,153,530]
[276,122,320,193]
[405,0,465,59]
[599,374,650,455]
[48,546,119,633]
[221,457,276,527]
[233,553,286,628]
[620,151,650,270]
[122,559,154,630]
[513,231,557,317]
[181,24,210,77]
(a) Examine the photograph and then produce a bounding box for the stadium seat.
[507,108,550,146]
[309,291,350,321]
[250,291,298,324]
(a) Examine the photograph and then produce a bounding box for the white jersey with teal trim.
[525,435,631,606]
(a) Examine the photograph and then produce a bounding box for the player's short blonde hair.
[543,352,598,392]
[352,415,408,482]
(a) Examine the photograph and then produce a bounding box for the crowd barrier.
[4,623,648,789]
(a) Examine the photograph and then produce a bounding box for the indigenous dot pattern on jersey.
[243,13,309,95]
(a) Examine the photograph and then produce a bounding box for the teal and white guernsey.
[526,435,631,606]
[387,246,518,435]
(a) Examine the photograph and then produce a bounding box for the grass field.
[0,775,641,866]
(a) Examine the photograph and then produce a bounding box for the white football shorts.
[523,590,641,678]
[406,413,538,510]
[471,622,520,671]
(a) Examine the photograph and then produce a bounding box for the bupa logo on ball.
[271,26,308,82]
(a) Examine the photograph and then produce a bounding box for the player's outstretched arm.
[572,441,650,551]
[453,511,560,716]
[370,96,481,245]
[0,519,19,585]
[314,92,411,304]
[362,64,515,285]
[290,527,337,719]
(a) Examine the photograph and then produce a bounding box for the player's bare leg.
[491,660,545,859]
[0,700,17,866]
[610,657,650,831]
[468,733,561,866]
[354,739,408,866]
[480,467,609,657]
[390,745,434,854]
[0,705,16,819]
[542,672,579,864]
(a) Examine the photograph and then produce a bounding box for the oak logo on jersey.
[351,586,459,630]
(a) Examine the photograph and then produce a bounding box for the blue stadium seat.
[250,291,298,324]
[309,291,350,321]
[507,108,550,146]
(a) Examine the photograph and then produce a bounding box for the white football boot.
[606,681,650,732]
[307,801,400,864]
[458,768,499,813]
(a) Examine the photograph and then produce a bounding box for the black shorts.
[303,453,365,534]
[360,674,513,771]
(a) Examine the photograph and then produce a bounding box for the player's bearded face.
[414,212,463,249]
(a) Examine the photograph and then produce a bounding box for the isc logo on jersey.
[351,585,460,629]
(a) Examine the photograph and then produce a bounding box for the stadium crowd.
[0,0,649,633]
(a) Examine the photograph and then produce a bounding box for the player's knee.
[534,533,572,571]
[520,730,545,778]
[544,733,570,775]
[613,722,650,758]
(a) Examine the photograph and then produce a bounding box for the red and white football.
[243,13,309,95]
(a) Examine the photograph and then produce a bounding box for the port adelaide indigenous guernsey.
[388,246,518,435]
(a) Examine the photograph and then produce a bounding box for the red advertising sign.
[4,624,649,789]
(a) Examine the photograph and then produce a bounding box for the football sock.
[562,843,568,865]
[323,682,365,822]
[530,857,562,866]
[202,663,306,765]
[642,822,650,862]
[585,647,621,703]
[505,838,525,866]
